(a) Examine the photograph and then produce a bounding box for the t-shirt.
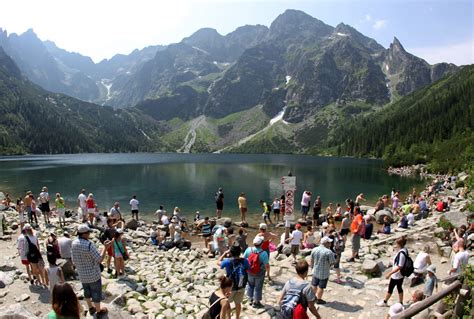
[220,257,250,290]
[392,196,400,209]
[301,192,311,207]
[407,213,415,226]
[161,215,170,226]
[17,234,27,260]
[78,193,87,207]
[392,248,408,280]
[262,202,269,214]
[39,192,49,203]
[402,204,411,214]
[290,230,303,246]
[272,200,280,210]
[86,198,95,209]
[414,252,429,272]
[129,198,139,210]
[243,247,269,275]
[238,196,247,209]
[341,217,351,229]
[281,277,316,306]
[55,197,65,209]
[215,191,224,203]
[58,237,72,259]
[109,207,121,219]
[452,251,469,274]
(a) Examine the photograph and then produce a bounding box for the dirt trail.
[178,116,205,153]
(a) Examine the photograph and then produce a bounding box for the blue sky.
[0,0,472,65]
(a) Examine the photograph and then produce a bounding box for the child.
[378,216,391,234]
[260,200,272,225]
[424,265,438,298]
[235,227,248,251]
[286,223,303,264]
[113,229,128,278]
[45,255,65,293]
[340,211,351,241]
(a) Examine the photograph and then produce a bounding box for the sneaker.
[253,302,264,308]
[376,300,388,307]
[316,299,327,304]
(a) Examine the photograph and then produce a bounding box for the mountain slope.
[0,47,163,155]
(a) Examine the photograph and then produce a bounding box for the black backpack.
[25,236,41,263]
[395,250,414,277]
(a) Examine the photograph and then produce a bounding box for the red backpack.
[247,249,262,275]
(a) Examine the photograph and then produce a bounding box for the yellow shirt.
[238,196,247,209]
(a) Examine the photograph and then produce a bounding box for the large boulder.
[375,209,394,224]
[0,303,38,319]
[442,211,468,228]
[361,259,382,276]
[125,219,139,230]
[359,206,374,213]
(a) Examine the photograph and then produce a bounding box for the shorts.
[107,246,114,257]
[312,277,328,289]
[333,254,341,269]
[291,244,300,255]
[229,289,245,304]
[351,234,361,251]
[340,228,350,236]
[87,208,95,215]
[301,206,309,214]
[83,279,102,303]
[388,277,404,294]
[240,207,247,213]
[131,209,138,215]
[57,208,65,218]
[203,233,212,238]
[273,209,280,215]
[21,259,29,265]
[40,202,50,213]
[216,202,224,210]
[263,214,270,221]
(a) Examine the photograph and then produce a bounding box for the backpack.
[334,234,345,253]
[395,250,414,277]
[267,203,272,212]
[247,249,263,275]
[229,258,248,290]
[279,282,308,319]
[25,236,41,263]
[99,231,108,244]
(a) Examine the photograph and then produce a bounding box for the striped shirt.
[202,223,212,235]
[71,238,101,283]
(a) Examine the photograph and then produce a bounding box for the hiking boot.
[376,300,389,307]
[248,300,254,306]
[253,302,264,308]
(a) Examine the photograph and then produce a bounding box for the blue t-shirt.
[243,247,269,275]
[220,257,250,277]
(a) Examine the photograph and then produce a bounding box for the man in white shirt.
[17,227,33,282]
[449,242,469,275]
[287,223,303,264]
[407,212,415,226]
[77,189,87,222]
[129,195,139,221]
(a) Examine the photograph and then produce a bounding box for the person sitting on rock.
[398,214,409,229]
[364,215,373,240]
[378,216,391,235]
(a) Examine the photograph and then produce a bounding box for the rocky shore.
[0,171,472,319]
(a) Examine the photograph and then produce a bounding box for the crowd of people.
[2,175,472,319]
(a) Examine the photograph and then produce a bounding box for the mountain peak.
[390,36,406,52]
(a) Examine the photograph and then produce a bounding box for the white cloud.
[372,19,387,30]
[408,39,474,66]
[365,14,371,21]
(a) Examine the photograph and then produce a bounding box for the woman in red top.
[86,193,96,224]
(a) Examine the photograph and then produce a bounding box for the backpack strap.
[209,296,226,310]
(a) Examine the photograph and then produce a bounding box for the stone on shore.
[442,211,468,228]
[361,260,382,276]
[0,303,38,319]
[375,209,394,224]
[125,219,139,230]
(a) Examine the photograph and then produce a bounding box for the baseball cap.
[295,223,302,229]
[253,236,264,246]
[77,224,91,234]
[321,236,333,244]
[259,223,267,230]
[388,303,404,316]
[116,228,124,234]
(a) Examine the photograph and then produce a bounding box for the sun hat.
[426,265,436,274]
[42,186,48,191]
[388,303,405,316]
[259,223,267,230]
[77,224,91,234]
[344,211,350,216]
[63,231,70,237]
[253,236,264,246]
[321,236,333,244]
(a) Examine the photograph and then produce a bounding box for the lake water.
[0,153,424,221]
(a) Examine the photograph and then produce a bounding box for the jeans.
[246,273,265,302]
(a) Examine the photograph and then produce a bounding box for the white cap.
[259,223,267,230]
[322,222,329,228]
[77,224,91,234]
[344,211,350,216]
[321,236,333,244]
[116,228,124,234]
[388,303,404,316]
[253,236,264,246]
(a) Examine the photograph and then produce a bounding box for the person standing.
[208,277,233,319]
[215,188,224,219]
[278,260,321,319]
[102,218,117,273]
[39,187,51,225]
[300,191,312,220]
[24,224,47,286]
[113,229,128,278]
[109,202,123,228]
[449,241,469,275]
[24,191,36,225]
[237,193,247,224]
[47,283,81,319]
[286,223,303,264]
[243,236,270,308]
[58,232,74,280]
[217,244,250,319]
[71,224,112,317]
[17,227,33,283]
[272,198,281,222]
[347,208,365,262]
[85,194,96,225]
[16,198,26,230]
[355,193,366,205]
[260,200,272,225]
[201,217,212,249]
[312,196,322,227]
[44,255,65,293]
[310,236,335,304]
[77,189,87,222]
[55,193,66,228]
[377,237,409,307]
[129,195,139,221]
